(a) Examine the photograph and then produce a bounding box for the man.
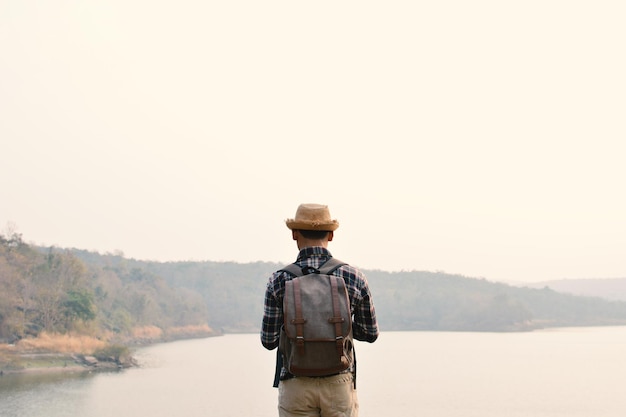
[261,203,379,417]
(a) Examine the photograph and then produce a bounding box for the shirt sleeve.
[351,273,379,343]
[260,274,282,350]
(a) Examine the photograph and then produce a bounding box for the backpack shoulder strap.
[319,257,347,275]
[279,263,304,277]
[279,257,347,277]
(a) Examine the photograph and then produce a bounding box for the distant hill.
[7,236,625,345]
[66,249,626,333]
[524,278,626,302]
[363,270,626,331]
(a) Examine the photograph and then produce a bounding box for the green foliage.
[0,237,210,342]
[93,344,131,363]
[63,290,97,322]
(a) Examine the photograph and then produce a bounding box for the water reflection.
[0,370,108,417]
[0,369,95,392]
[2,330,626,417]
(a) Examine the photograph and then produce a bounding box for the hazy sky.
[2,1,624,283]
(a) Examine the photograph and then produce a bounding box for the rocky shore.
[0,326,219,376]
[0,351,136,375]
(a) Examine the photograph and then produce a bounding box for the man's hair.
[297,229,331,240]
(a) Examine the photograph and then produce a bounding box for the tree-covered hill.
[365,269,626,331]
[4,230,626,346]
[70,248,626,333]
[0,233,210,344]
[68,249,276,333]
[525,278,626,301]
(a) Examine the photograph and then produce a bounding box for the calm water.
[1,327,626,417]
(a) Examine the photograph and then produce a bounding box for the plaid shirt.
[261,246,379,378]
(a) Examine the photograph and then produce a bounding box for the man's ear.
[292,230,299,241]
[327,231,334,242]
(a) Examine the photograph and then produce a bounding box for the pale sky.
[1,1,624,283]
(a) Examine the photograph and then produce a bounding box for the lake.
[1,327,625,417]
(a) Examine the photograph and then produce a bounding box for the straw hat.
[285,203,339,231]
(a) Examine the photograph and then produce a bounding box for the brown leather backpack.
[279,258,354,377]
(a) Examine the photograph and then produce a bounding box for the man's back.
[260,204,378,417]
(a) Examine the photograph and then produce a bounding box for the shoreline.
[1,364,91,375]
[0,352,130,376]
[1,331,222,376]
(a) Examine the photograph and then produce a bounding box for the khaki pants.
[278,374,358,417]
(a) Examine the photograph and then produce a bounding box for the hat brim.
[285,219,339,231]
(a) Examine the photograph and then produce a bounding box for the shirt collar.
[296,246,333,261]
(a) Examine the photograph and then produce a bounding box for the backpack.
[279,258,354,377]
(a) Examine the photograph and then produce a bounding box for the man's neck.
[297,239,328,250]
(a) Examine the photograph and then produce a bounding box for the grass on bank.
[15,332,107,354]
[0,333,109,372]
[1,325,216,372]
